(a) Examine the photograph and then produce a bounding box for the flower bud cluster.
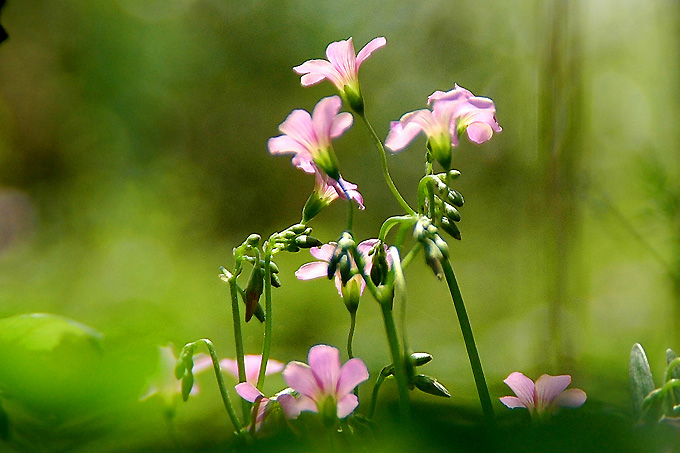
[427,170,464,241]
[270,224,323,254]
[413,217,449,280]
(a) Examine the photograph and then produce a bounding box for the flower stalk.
[441,258,495,425]
[228,276,250,423]
[256,245,274,391]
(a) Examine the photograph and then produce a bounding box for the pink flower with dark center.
[268,95,352,180]
[295,239,386,295]
[385,85,501,168]
[500,372,586,417]
[220,355,284,385]
[235,382,301,432]
[293,37,386,112]
[282,345,369,420]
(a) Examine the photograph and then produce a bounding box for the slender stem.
[368,368,389,419]
[358,113,416,215]
[256,248,274,390]
[192,339,244,434]
[666,358,680,382]
[441,259,495,425]
[228,278,250,423]
[347,311,356,359]
[400,242,422,270]
[380,301,410,419]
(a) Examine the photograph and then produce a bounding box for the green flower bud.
[181,371,194,402]
[270,272,282,288]
[446,189,464,207]
[295,235,323,249]
[414,374,450,398]
[341,276,362,313]
[370,250,389,286]
[440,217,461,241]
[423,239,444,279]
[443,203,461,222]
[244,264,264,322]
[302,192,327,223]
[245,234,261,247]
[409,352,433,367]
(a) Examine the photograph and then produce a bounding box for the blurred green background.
[0,0,679,450]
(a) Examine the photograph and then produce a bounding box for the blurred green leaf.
[666,349,680,402]
[630,343,655,418]
[0,313,102,352]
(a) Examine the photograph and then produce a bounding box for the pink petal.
[243,355,264,384]
[465,123,493,144]
[534,374,571,411]
[385,120,423,152]
[277,393,301,419]
[268,135,309,156]
[330,112,353,138]
[295,261,330,281]
[503,372,535,409]
[312,96,343,145]
[356,239,379,256]
[500,396,527,409]
[331,177,364,209]
[283,361,321,399]
[278,109,316,150]
[325,38,356,84]
[308,345,342,394]
[336,393,359,418]
[219,358,239,379]
[265,359,285,376]
[235,382,263,403]
[294,59,343,88]
[310,243,336,262]
[355,36,386,69]
[555,388,587,408]
[191,353,213,374]
[336,357,369,397]
[295,394,319,413]
[292,154,316,173]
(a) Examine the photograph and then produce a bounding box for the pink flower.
[297,158,364,222]
[268,95,353,180]
[385,84,501,169]
[282,345,369,420]
[295,239,386,295]
[220,354,284,385]
[235,382,301,432]
[428,84,501,144]
[293,37,386,112]
[500,372,586,417]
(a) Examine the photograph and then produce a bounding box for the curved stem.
[441,259,495,425]
[347,310,356,359]
[400,242,422,270]
[192,339,244,435]
[228,278,250,423]
[368,367,390,419]
[358,113,416,215]
[256,248,274,391]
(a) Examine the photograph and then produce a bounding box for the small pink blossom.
[235,382,301,432]
[220,354,284,385]
[295,239,386,295]
[428,84,502,144]
[293,37,386,111]
[500,372,586,417]
[385,85,501,168]
[282,345,369,420]
[268,95,352,180]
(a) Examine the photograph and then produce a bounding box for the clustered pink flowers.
[500,372,586,419]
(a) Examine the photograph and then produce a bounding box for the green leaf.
[666,349,680,402]
[630,343,655,418]
[0,313,102,352]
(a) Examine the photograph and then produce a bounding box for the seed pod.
[440,217,461,240]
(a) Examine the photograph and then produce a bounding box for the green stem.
[256,247,274,390]
[441,259,495,425]
[347,310,356,359]
[667,358,680,382]
[228,278,250,423]
[400,242,422,270]
[192,339,244,435]
[380,301,410,419]
[337,179,354,232]
[358,113,416,215]
[368,367,390,419]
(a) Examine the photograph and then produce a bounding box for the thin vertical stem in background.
[228,278,250,424]
[256,249,274,391]
[538,0,585,370]
[441,259,495,426]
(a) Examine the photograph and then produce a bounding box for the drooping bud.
[443,203,461,222]
[181,370,195,402]
[446,189,464,207]
[440,217,461,240]
[337,254,353,285]
[370,244,389,286]
[244,263,264,322]
[295,235,323,249]
[414,374,450,398]
[423,239,444,279]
